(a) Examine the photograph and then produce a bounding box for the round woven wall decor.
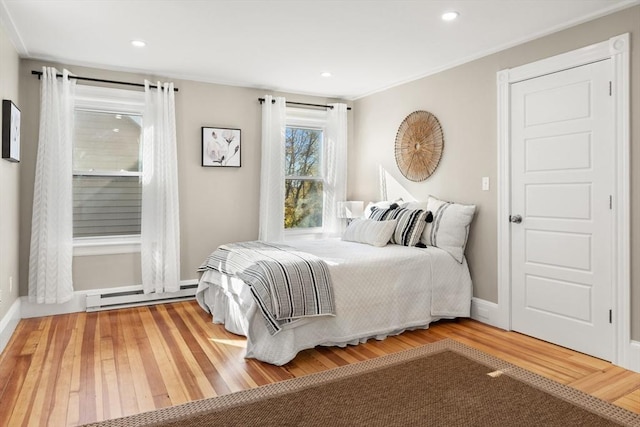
[394,111,444,182]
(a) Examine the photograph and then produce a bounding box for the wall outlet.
[9,276,13,293]
[482,177,490,191]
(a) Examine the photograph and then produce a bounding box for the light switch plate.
[482,177,490,191]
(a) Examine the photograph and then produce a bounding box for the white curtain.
[259,95,287,242]
[141,81,181,294]
[323,103,348,236]
[28,67,76,304]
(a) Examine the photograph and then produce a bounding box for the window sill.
[73,235,141,256]
[284,228,327,241]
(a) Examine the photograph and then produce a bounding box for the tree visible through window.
[285,126,324,229]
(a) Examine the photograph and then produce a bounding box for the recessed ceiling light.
[441,11,459,21]
[320,71,332,78]
[113,128,120,133]
[131,39,146,48]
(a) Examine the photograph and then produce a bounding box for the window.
[284,108,329,233]
[72,86,145,254]
[285,126,324,229]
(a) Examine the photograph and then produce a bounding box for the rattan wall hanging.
[394,110,444,182]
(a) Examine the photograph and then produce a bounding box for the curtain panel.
[323,103,348,236]
[28,67,76,304]
[141,81,181,294]
[259,95,287,242]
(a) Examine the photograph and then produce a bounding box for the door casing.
[496,34,631,368]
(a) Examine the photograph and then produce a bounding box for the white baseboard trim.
[20,280,198,319]
[20,292,88,319]
[0,298,21,355]
[626,340,640,373]
[470,297,508,330]
[471,299,640,373]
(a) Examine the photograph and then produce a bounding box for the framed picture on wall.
[2,99,21,162]
[201,127,241,167]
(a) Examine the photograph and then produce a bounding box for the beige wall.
[18,60,350,293]
[0,21,20,322]
[352,6,640,340]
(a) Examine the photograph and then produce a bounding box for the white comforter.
[196,239,472,365]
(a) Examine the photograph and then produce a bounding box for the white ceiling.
[0,0,637,100]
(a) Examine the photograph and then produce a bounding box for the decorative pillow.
[422,196,476,263]
[368,205,399,221]
[364,199,403,219]
[342,218,397,247]
[370,207,429,247]
[401,201,434,223]
[400,201,428,211]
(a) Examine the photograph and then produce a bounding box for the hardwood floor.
[0,300,638,426]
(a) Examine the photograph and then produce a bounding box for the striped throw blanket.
[198,241,335,335]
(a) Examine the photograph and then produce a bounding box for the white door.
[510,60,613,360]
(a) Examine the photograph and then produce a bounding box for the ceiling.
[0,0,637,100]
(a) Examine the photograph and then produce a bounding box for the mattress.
[196,239,472,365]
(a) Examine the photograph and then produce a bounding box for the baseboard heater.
[85,282,198,312]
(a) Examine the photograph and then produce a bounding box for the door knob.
[509,214,522,224]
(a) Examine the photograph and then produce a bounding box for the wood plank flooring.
[0,300,638,426]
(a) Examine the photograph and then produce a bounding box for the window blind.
[73,175,141,237]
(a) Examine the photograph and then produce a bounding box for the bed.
[196,237,472,365]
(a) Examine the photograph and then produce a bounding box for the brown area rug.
[84,339,640,427]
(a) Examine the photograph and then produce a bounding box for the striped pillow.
[368,206,398,221]
[342,218,398,247]
[364,199,404,219]
[370,207,429,246]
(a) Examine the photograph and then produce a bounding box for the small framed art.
[2,100,21,162]
[202,127,241,167]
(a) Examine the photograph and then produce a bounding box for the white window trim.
[73,85,145,255]
[75,85,145,114]
[73,235,141,256]
[284,108,328,237]
[286,107,328,127]
[284,228,325,238]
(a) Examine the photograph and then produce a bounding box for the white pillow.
[342,218,398,247]
[422,196,476,263]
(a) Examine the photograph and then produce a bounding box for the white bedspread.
[196,239,472,365]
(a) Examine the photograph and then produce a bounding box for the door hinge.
[609,309,612,324]
[609,195,612,210]
[609,81,612,96]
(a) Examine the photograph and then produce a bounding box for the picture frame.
[201,127,241,167]
[2,99,21,162]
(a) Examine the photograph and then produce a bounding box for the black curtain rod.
[258,98,351,111]
[31,70,179,92]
